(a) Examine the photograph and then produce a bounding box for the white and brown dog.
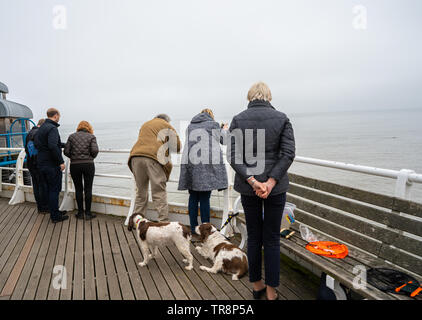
[128,214,194,270]
[195,223,248,280]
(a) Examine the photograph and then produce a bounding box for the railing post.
[9,149,26,205]
[394,169,415,200]
[221,162,234,237]
[59,158,75,211]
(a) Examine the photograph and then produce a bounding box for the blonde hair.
[201,108,214,119]
[247,82,272,102]
[76,121,94,134]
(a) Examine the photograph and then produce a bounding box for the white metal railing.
[1,147,422,242]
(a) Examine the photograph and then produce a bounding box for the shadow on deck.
[0,199,319,300]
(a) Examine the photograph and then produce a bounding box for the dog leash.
[217,212,240,240]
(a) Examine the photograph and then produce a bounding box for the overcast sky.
[1,0,421,125]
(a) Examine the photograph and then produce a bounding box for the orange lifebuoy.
[306,241,348,259]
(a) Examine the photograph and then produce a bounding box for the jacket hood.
[191,112,213,124]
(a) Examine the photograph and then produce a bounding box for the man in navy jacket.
[34,108,68,223]
[25,118,48,214]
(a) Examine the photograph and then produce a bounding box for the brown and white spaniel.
[128,214,193,270]
[195,223,248,280]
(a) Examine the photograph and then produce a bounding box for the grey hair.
[155,113,171,122]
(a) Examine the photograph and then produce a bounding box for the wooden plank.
[123,227,161,300]
[35,218,63,299]
[91,219,109,300]
[289,173,422,219]
[287,225,415,300]
[106,221,134,300]
[159,244,201,300]
[166,244,217,300]
[114,223,148,300]
[99,219,122,300]
[289,173,395,210]
[190,241,243,300]
[0,207,37,294]
[84,220,96,300]
[0,201,11,221]
[294,208,382,256]
[393,198,422,219]
[232,235,315,300]
[378,244,422,277]
[279,235,394,300]
[47,216,70,300]
[149,245,188,300]
[10,214,50,299]
[72,218,84,300]
[22,218,56,300]
[0,204,19,232]
[0,213,43,297]
[0,206,34,276]
[60,215,76,300]
[288,184,422,238]
[127,229,174,300]
[0,205,28,252]
[293,209,422,277]
[288,193,422,257]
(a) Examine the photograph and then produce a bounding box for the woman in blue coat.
[178,109,228,234]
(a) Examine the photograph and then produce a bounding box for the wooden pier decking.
[0,198,318,300]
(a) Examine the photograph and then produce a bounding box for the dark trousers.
[39,165,63,221]
[29,167,48,212]
[241,192,286,288]
[70,162,95,213]
[188,190,211,233]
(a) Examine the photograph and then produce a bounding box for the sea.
[59,108,422,207]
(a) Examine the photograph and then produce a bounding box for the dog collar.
[134,216,145,229]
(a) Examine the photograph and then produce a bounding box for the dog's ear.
[199,223,212,243]
[127,214,135,231]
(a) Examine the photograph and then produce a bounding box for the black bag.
[366,268,420,295]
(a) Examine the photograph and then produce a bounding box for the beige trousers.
[131,156,169,222]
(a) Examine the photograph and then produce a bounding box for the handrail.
[295,156,422,184]
[1,147,421,232]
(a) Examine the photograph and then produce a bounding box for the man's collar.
[46,118,60,127]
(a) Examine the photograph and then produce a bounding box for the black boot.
[85,211,96,220]
[75,211,84,219]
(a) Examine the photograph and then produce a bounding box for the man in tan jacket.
[128,114,181,222]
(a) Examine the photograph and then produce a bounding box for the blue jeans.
[39,165,62,221]
[241,192,286,288]
[188,190,211,233]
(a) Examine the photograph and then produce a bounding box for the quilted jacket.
[228,99,296,196]
[64,130,99,164]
